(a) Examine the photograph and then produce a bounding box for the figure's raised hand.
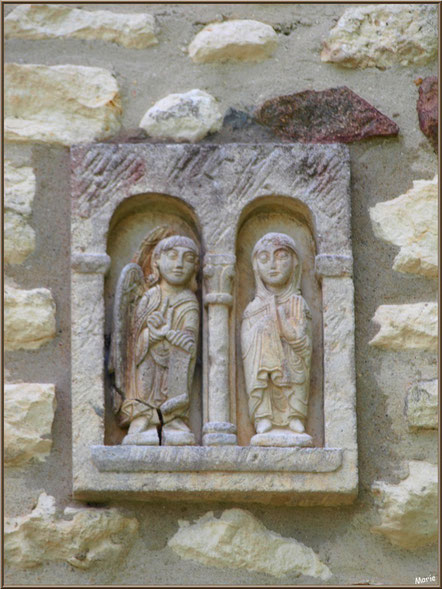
[147,297,170,329]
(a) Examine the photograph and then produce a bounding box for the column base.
[202,422,237,446]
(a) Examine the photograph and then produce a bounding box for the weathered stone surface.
[321,4,437,69]
[5,4,157,49]
[5,383,56,466]
[5,493,139,569]
[372,461,438,549]
[417,76,438,153]
[369,303,437,351]
[5,64,122,146]
[5,284,56,351]
[406,379,438,430]
[91,445,343,473]
[255,87,399,143]
[5,161,36,265]
[188,20,278,63]
[369,176,438,278]
[139,89,223,142]
[169,509,332,579]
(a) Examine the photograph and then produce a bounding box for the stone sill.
[91,445,343,473]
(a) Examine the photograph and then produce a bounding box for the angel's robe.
[241,293,312,427]
[120,284,199,425]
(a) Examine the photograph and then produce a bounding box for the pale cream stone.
[168,509,332,580]
[369,303,437,351]
[321,4,437,69]
[5,4,157,49]
[370,176,437,278]
[406,379,438,430]
[188,20,278,63]
[372,461,438,549]
[5,63,122,146]
[139,89,223,142]
[5,383,56,466]
[5,161,36,265]
[5,284,56,351]
[4,493,139,569]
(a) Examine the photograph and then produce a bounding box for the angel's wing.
[109,263,144,400]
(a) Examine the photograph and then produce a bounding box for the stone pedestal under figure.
[109,227,199,446]
[241,232,313,447]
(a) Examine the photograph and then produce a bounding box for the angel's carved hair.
[148,235,199,291]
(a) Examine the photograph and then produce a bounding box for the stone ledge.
[91,445,343,473]
[315,254,353,277]
[71,252,111,274]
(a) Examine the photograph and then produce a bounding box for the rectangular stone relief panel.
[70,143,357,505]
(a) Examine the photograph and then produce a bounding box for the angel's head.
[149,235,199,291]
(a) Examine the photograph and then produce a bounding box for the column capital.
[203,253,236,305]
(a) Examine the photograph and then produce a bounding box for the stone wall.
[4,3,438,586]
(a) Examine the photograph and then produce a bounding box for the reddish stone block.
[417,76,438,153]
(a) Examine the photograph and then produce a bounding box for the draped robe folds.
[120,284,199,426]
[241,292,312,427]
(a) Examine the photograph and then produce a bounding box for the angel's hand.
[147,297,170,329]
[167,330,195,353]
[149,323,169,341]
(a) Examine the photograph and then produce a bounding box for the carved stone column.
[202,253,237,446]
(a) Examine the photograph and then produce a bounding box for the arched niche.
[234,196,323,447]
[103,192,203,445]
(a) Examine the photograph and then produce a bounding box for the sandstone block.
[369,303,437,351]
[5,383,56,466]
[369,176,438,278]
[321,4,437,69]
[139,89,223,142]
[372,461,438,549]
[5,493,139,569]
[169,509,331,580]
[406,379,438,430]
[417,76,438,153]
[255,87,399,143]
[5,284,56,351]
[5,4,157,49]
[5,63,122,146]
[189,20,278,63]
[5,161,36,265]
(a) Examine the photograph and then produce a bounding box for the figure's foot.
[255,418,272,434]
[162,418,196,446]
[122,425,159,445]
[127,415,150,435]
[289,418,305,433]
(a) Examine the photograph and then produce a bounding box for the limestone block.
[168,509,332,580]
[370,176,438,278]
[4,493,139,569]
[5,4,157,49]
[5,63,122,146]
[369,303,437,351]
[5,284,56,351]
[5,161,36,265]
[188,20,278,63]
[5,383,56,466]
[372,461,438,549]
[406,379,438,430]
[321,4,437,69]
[139,89,223,142]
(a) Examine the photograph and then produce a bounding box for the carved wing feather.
[132,225,174,280]
[110,263,145,396]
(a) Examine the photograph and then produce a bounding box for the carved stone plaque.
[71,143,357,505]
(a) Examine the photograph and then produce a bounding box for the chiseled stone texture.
[255,87,399,143]
[369,176,438,278]
[188,20,278,63]
[369,303,437,351]
[417,76,438,153]
[4,161,36,265]
[5,383,56,466]
[5,4,158,49]
[321,4,437,69]
[406,379,438,430]
[5,63,122,146]
[139,89,223,142]
[169,509,332,580]
[5,284,56,351]
[371,461,438,549]
[5,493,139,569]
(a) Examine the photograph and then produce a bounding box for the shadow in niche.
[234,195,324,447]
[103,192,203,446]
